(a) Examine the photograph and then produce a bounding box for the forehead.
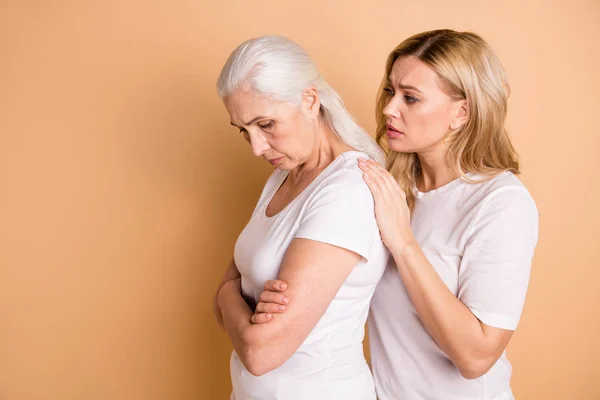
[223,85,289,125]
[389,56,440,90]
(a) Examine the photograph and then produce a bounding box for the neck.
[291,122,352,180]
[416,144,458,192]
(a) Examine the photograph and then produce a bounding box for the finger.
[362,170,383,198]
[364,162,392,201]
[264,280,288,292]
[259,290,290,305]
[256,301,287,314]
[368,160,404,199]
[251,313,272,324]
[360,159,393,204]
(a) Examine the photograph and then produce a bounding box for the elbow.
[242,351,271,377]
[456,354,496,380]
[239,344,278,377]
[238,329,284,377]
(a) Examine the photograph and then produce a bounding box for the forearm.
[213,260,242,329]
[392,242,497,377]
[218,280,287,375]
[218,280,254,354]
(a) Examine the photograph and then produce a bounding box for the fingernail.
[266,313,272,319]
[280,283,287,290]
[282,297,289,304]
[278,305,286,311]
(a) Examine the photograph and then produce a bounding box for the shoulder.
[313,151,373,202]
[469,172,538,239]
[473,172,537,214]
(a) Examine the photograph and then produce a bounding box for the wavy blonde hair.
[376,29,520,210]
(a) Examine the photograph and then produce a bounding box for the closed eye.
[258,121,274,129]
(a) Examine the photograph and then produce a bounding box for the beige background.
[1,1,598,399]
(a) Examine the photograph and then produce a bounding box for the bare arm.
[390,244,512,379]
[213,259,241,330]
[218,238,361,376]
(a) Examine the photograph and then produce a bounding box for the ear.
[449,99,469,130]
[300,86,321,119]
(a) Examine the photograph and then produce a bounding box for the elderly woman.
[257,30,539,400]
[212,35,389,400]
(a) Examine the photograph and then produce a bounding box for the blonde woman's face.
[382,56,467,155]
[224,84,318,170]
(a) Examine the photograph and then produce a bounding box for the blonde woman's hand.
[358,158,414,255]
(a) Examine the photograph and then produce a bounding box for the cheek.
[408,104,451,141]
[268,132,296,157]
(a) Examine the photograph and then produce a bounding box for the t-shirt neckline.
[263,150,367,219]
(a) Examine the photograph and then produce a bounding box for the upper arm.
[279,238,363,333]
[241,238,362,373]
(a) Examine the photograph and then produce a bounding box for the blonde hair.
[376,29,520,209]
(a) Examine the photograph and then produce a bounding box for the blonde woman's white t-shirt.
[231,151,389,400]
[368,172,538,400]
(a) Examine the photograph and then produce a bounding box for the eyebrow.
[386,78,425,94]
[230,115,268,127]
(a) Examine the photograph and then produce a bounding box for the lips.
[268,157,284,165]
[386,124,404,138]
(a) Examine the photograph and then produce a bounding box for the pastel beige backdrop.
[1,1,598,399]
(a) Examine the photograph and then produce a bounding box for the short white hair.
[217,35,384,165]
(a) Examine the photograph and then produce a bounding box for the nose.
[383,95,401,120]
[249,131,270,157]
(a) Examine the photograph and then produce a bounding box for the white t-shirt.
[231,151,390,400]
[368,172,539,400]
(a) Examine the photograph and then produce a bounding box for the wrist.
[390,238,419,266]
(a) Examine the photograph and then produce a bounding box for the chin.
[277,164,296,171]
[388,141,416,154]
[387,137,434,154]
[271,160,294,171]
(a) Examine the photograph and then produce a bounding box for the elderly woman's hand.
[251,279,290,324]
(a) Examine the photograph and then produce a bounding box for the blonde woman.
[258,30,538,399]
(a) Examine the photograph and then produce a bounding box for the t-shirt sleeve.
[458,187,539,330]
[294,169,380,261]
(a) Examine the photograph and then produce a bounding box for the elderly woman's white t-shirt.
[230,151,389,400]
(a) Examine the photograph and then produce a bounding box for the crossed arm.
[213,238,362,376]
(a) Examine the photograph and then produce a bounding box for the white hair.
[216,35,385,165]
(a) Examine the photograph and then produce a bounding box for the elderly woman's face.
[224,84,319,170]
